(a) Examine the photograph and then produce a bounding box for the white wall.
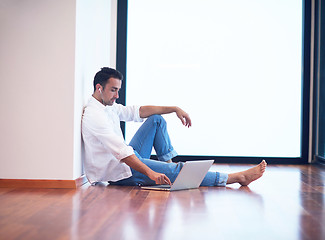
[0,0,116,180]
[74,0,117,179]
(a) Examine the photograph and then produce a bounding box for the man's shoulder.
[113,103,138,111]
[82,104,107,126]
[112,103,128,113]
[83,101,102,114]
[112,102,125,108]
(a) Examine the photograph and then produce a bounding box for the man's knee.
[147,114,166,126]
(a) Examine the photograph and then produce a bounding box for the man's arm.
[139,106,192,127]
[121,154,172,185]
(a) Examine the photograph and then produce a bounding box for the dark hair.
[93,67,123,92]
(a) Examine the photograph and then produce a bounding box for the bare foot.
[227,160,267,186]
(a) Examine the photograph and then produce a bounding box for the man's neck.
[92,93,104,105]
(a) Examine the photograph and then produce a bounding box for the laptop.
[141,160,214,191]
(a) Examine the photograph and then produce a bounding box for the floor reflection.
[66,164,325,240]
[299,165,325,240]
[120,186,265,240]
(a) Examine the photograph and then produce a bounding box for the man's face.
[100,77,122,106]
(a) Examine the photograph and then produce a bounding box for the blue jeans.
[110,115,228,187]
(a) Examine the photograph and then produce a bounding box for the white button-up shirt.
[81,96,143,184]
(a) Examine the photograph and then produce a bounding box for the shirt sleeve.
[114,104,144,122]
[82,112,134,161]
[94,128,134,161]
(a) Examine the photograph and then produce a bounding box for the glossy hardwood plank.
[0,164,324,240]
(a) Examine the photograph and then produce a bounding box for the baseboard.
[0,174,88,189]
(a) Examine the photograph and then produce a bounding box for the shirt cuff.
[134,106,144,122]
[116,145,135,161]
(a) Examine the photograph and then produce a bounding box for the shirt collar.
[89,96,106,110]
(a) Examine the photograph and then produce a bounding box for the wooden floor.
[0,163,324,240]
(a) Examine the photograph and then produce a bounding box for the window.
[118,0,311,163]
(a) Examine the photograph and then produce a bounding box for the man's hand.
[175,107,192,128]
[121,154,172,185]
[148,171,172,185]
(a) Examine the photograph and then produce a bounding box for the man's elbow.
[120,154,136,164]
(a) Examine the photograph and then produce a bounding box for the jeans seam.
[155,120,171,157]
[214,172,220,186]
[133,121,153,157]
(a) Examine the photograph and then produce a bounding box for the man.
[82,67,267,187]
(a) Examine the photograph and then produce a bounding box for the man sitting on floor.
[81,67,267,186]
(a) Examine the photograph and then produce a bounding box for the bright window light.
[125,0,302,157]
